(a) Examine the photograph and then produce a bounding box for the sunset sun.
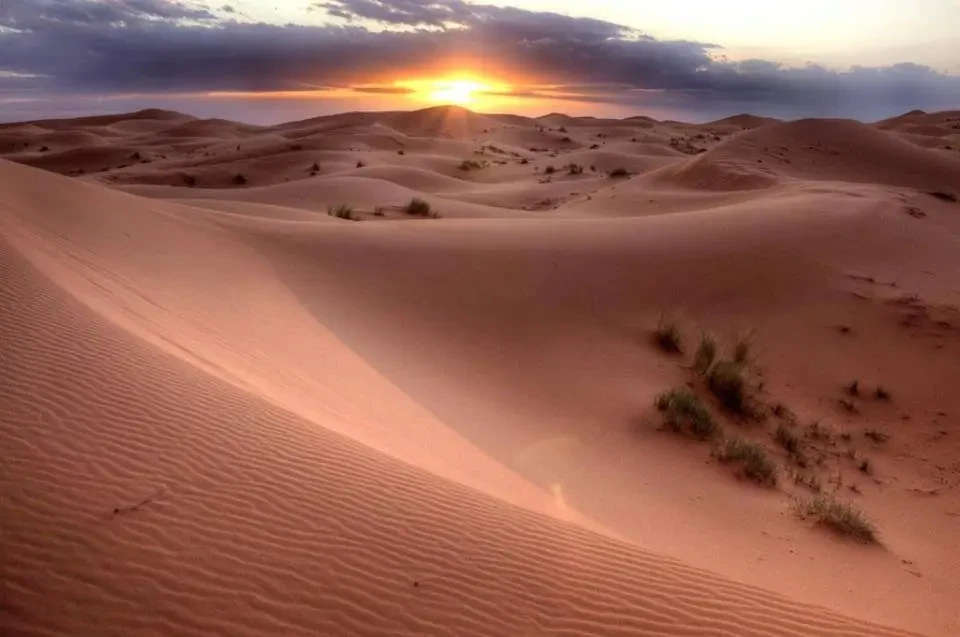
[427,80,487,104]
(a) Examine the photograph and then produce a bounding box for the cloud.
[1,0,957,119]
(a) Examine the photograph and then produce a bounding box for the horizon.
[2,1,959,123]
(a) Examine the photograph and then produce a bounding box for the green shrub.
[796,496,877,543]
[775,423,800,454]
[654,315,683,354]
[404,197,432,217]
[655,388,718,439]
[708,360,746,412]
[733,331,753,363]
[716,437,777,485]
[693,332,716,375]
[327,204,357,220]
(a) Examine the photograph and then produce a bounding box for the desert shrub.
[733,331,753,363]
[459,159,484,171]
[708,360,746,412]
[232,173,248,186]
[397,149,406,155]
[655,389,718,439]
[775,423,801,454]
[404,197,432,217]
[716,437,777,485]
[864,429,890,443]
[608,167,630,178]
[928,190,957,202]
[373,206,386,217]
[310,162,320,173]
[796,496,877,543]
[544,165,556,175]
[654,315,683,354]
[184,174,196,187]
[693,332,717,375]
[845,380,860,396]
[567,163,584,175]
[356,160,366,168]
[327,204,357,220]
[875,386,891,401]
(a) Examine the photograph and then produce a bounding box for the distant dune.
[2,105,959,637]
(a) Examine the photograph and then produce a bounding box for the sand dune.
[2,105,960,637]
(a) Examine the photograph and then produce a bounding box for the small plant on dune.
[373,205,386,217]
[693,332,717,375]
[544,165,556,175]
[708,360,747,413]
[716,437,777,485]
[845,379,860,397]
[775,423,801,455]
[567,163,584,175]
[327,203,357,221]
[232,173,248,185]
[310,162,320,173]
[928,190,957,203]
[653,314,683,354]
[397,148,406,155]
[864,429,890,443]
[459,159,484,171]
[608,167,630,178]
[519,158,529,165]
[404,197,433,217]
[655,388,718,440]
[732,330,753,364]
[874,385,891,401]
[859,458,872,475]
[356,160,366,169]
[795,495,877,543]
[183,174,197,187]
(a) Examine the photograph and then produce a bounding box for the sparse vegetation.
[310,162,320,173]
[875,386,891,401]
[928,190,957,203]
[544,165,556,175]
[732,331,752,364]
[356,160,366,168]
[806,421,833,442]
[608,167,630,178]
[373,206,386,217]
[232,173,248,186]
[775,423,801,454]
[796,496,877,543]
[716,437,777,485]
[864,429,890,443]
[693,332,717,375]
[655,388,718,439]
[845,380,860,396]
[184,174,196,187]
[327,203,358,221]
[404,197,439,218]
[708,360,747,413]
[654,315,683,354]
[567,163,584,175]
[397,149,406,155]
[459,159,484,171]
[859,458,872,475]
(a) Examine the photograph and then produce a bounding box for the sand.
[2,105,959,637]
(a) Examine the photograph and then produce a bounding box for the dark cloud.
[1,0,957,120]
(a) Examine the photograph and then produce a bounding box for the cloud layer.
[2,0,958,120]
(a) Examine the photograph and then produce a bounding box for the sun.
[427,80,487,105]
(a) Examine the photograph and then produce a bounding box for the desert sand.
[2,105,959,637]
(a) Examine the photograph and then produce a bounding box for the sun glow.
[394,77,510,106]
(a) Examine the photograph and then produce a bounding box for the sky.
[1,0,958,123]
